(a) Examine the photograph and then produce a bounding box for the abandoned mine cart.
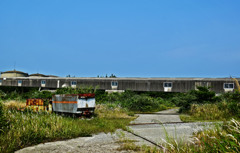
[52,93,96,115]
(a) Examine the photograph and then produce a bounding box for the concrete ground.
[16,132,131,153]
[121,109,214,146]
[131,108,182,124]
[16,109,215,152]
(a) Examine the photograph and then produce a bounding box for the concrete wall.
[0,77,238,93]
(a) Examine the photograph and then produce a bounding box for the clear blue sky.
[0,0,240,78]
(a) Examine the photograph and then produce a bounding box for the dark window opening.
[111,81,118,86]
[224,83,234,89]
[164,82,172,87]
[41,80,46,85]
[71,81,77,85]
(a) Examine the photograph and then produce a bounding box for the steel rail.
[126,130,167,150]
[129,121,187,126]
[136,113,180,115]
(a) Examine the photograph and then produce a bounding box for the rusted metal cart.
[52,93,95,115]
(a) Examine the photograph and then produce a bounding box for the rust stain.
[53,101,77,104]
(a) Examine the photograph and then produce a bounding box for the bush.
[55,86,95,94]
[0,90,6,100]
[31,91,53,99]
[95,90,108,104]
[226,102,240,118]
[96,91,175,113]
[125,95,159,112]
[175,94,197,113]
[220,90,240,103]
[177,86,218,113]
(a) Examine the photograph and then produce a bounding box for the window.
[164,82,172,88]
[0,80,2,85]
[71,81,77,85]
[18,80,22,86]
[111,81,118,86]
[224,83,234,89]
[41,80,46,85]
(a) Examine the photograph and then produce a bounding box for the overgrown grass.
[0,102,133,153]
[164,119,240,153]
[3,100,26,110]
[117,119,240,153]
[95,104,134,118]
[180,101,240,122]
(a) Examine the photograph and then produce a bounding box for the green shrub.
[220,90,240,103]
[96,91,175,113]
[95,90,108,103]
[0,90,6,100]
[176,94,197,113]
[178,86,218,113]
[125,95,158,112]
[226,102,240,118]
[31,91,53,99]
[56,86,95,94]
[191,86,216,103]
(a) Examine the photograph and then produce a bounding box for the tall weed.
[182,101,240,122]
[0,105,132,153]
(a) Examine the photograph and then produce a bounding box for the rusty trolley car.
[26,93,96,115]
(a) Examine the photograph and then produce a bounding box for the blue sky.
[0,0,240,77]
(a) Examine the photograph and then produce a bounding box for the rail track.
[129,121,187,126]
[126,130,167,150]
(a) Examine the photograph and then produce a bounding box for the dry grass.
[3,100,26,110]
[180,103,232,122]
[189,103,225,120]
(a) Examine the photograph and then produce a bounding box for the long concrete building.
[0,76,239,93]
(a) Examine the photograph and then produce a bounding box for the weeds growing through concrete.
[117,119,240,153]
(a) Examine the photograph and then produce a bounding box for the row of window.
[0,80,236,89]
[7,80,76,86]
[15,80,46,84]
[112,82,173,88]
[111,82,235,89]
[16,80,46,86]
